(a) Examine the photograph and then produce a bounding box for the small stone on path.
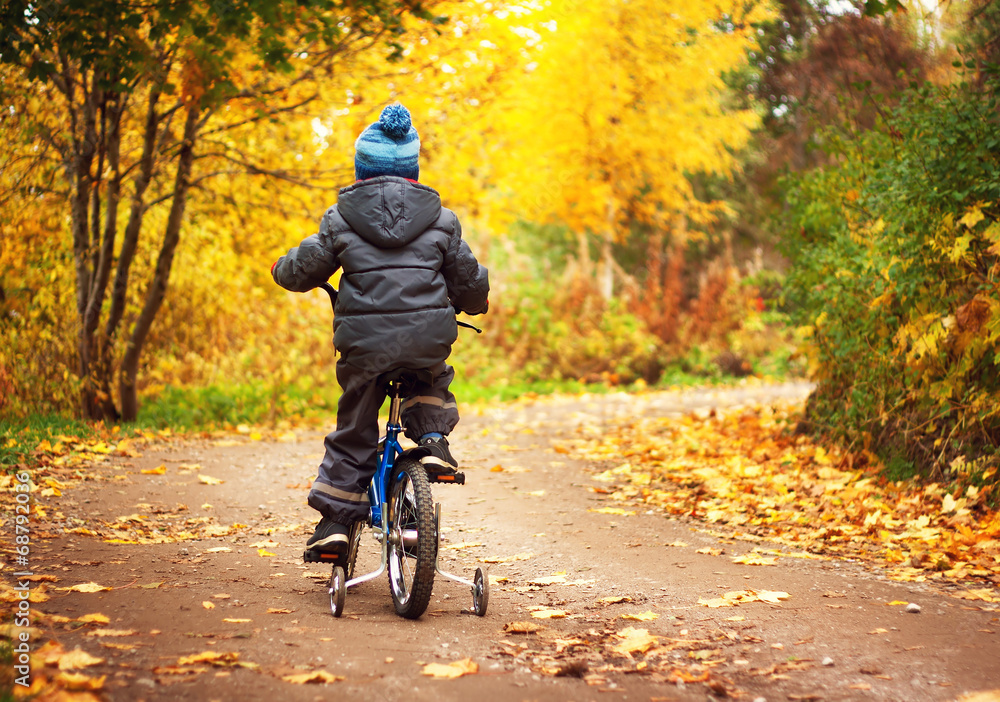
[822,657,834,667]
[906,603,921,614]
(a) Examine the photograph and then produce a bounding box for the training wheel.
[329,566,346,618]
[472,566,489,616]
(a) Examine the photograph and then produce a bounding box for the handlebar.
[318,281,482,333]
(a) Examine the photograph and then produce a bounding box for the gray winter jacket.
[272,176,489,374]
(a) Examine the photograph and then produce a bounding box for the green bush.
[783,81,1000,485]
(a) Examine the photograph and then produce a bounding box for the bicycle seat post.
[387,381,403,426]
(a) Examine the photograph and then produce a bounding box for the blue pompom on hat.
[354,103,420,181]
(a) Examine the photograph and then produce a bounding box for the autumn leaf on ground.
[258,548,276,557]
[76,613,110,624]
[57,582,111,593]
[756,590,791,604]
[503,621,545,634]
[562,403,1000,584]
[696,547,723,556]
[54,671,107,691]
[177,651,241,667]
[198,474,224,485]
[699,589,789,607]
[621,611,658,621]
[597,596,632,604]
[222,618,251,623]
[956,691,1000,702]
[589,507,635,516]
[527,574,567,586]
[83,629,138,637]
[421,658,478,678]
[57,648,105,670]
[202,601,215,609]
[444,542,484,550]
[282,670,345,684]
[141,465,166,475]
[612,627,659,655]
[732,553,778,566]
[480,552,534,563]
[267,608,294,614]
[530,608,568,619]
[954,589,1000,603]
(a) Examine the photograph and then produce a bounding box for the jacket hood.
[337,176,442,248]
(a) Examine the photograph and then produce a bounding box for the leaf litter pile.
[495,616,806,698]
[557,402,1000,593]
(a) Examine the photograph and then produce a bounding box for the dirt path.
[15,382,1000,701]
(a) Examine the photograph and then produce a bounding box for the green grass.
[4,352,802,462]
[0,414,99,471]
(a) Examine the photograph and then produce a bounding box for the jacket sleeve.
[272,209,341,293]
[442,213,490,315]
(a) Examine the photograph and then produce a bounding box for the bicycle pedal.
[303,548,344,564]
[428,471,465,485]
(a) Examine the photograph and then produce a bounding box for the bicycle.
[302,282,489,620]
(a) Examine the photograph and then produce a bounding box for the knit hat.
[354,103,420,181]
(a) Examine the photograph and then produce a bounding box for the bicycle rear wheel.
[387,458,436,619]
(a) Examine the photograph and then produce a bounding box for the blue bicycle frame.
[369,389,406,530]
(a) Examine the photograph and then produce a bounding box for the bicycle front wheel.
[387,458,437,619]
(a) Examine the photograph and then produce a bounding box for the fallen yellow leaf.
[612,627,659,655]
[77,613,110,624]
[57,648,105,670]
[527,575,567,586]
[202,601,215,610]
[58,582,111,593]
[83,629,138,638]
[281,670,345,684]
[621,611,658,621]
[177,651,240,667]
[421,658,478,679]
[198,474,224,485]
[732,553,778,566]
[956,691,1000,702]
[588,507,635,516]
[54,671,106,691]
[141,465,166,475]
[530,609,567,619]
[756,590,790,604]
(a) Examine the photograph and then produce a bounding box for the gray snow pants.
[307,358,459,524]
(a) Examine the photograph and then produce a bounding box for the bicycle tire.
[387,458,437,619]
[346,521,363,580]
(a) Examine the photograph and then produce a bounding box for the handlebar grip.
[319,282,337,312]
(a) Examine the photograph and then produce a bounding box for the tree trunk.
[120,105,200,422]
[597,198,617,300]
[70,69,102,420]
[598,234,614,300]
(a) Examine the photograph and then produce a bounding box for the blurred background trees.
[2,0,997,485]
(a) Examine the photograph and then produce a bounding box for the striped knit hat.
[354,104,420,181]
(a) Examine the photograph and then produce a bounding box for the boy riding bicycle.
[271,103,490,560]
